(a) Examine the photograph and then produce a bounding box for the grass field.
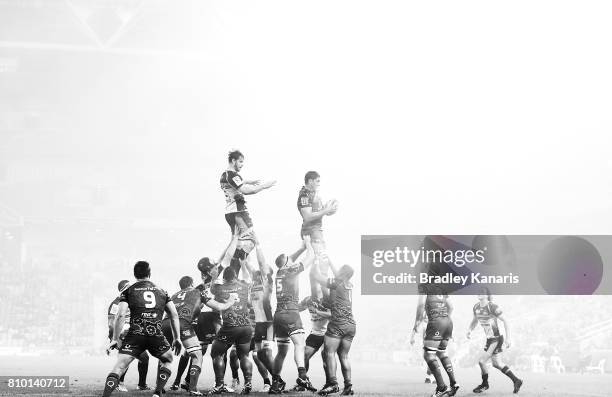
[1,354,610,397]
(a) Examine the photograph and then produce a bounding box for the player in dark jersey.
[412,285,458,397]
[297,171,338,300]
[310,255,356,396]
[269,236,317,394]
[170,234,240,392]
[220,149,275,256]
[208,266,254,395]
[467,288,523,394]
[102,261,182,397]
[107,280,150,391]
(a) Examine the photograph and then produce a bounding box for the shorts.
[119,333,171,360]
[484,335,504,354]
[306,333,325,350]
[300,225,324,241]
[161,318,200,354]
[196,312,222,344]
[253,321,273,343]
[215,326,253,347]
[424,317,453,341]
[274,310,304,340]
[225,211,253,233]
[325,322,356,342]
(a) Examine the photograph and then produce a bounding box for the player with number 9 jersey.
[118,280,172,359]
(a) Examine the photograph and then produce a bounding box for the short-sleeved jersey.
[275,262,305,312]
[297,186,323,229]
[251,269,274,322]
[211,280,251,327]
[171,287,201,322]
[119,280,170,337]
[425,294,450,320]
[473,302,502,338]
[327,279,355,325]
[220,170,246,213]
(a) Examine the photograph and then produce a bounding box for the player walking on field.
[220,149,275,256]
[467,288,523,394]
[412,286,459,397]
[102,261,183,397]
[310,256,356,396]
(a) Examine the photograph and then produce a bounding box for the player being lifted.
[411,284,459,397]
[107,280,150,392]
[102,261,182,397]
[310,256,356,396]
[269,236,317,394]
[297,171,338,299]
[467,288,523,394]
[221,149,275,257]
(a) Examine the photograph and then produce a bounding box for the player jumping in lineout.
[297,171,338,300]
[221,149,275,257]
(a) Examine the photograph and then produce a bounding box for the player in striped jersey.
[467,288,523,394]
[220,149,275,256]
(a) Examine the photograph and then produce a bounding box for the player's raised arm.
[164,301,183,355]
[239,180,276,195]
[218,227,240,269]
[288,238,308,263]
[298,235,316,269]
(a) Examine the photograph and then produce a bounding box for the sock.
[188,365,202,392]
[328,375,338,386]
[272,374,281,382]
[501,366,519,382]
[298,367,307,380]
[231,367,239,380]
[264,378,271,385]
[156,367,172,394]
[137,357,149,387]
[176,355,190,385]
[425,356,446,390]
[103,373,120,397]
[482,372,489,385]
[438,355,456,386]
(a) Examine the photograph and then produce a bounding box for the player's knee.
[436,350,448,359]
[159,352,173,364]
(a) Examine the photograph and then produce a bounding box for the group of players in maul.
[103,150,353,397]
[102,150,523,397]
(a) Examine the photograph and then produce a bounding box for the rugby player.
[240,236,275,390]
[310,257,356,396]
[162,276,219,395]
[107,280,150,392]
[171,232,240,392]
[467,288,523,394]
[412,285,459,397]
[269,236,317,394]
[220,149,275,255]
[102,261,182,397]
[297,171,338,299]
[208,265,254,395]
[288,295,331,392]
